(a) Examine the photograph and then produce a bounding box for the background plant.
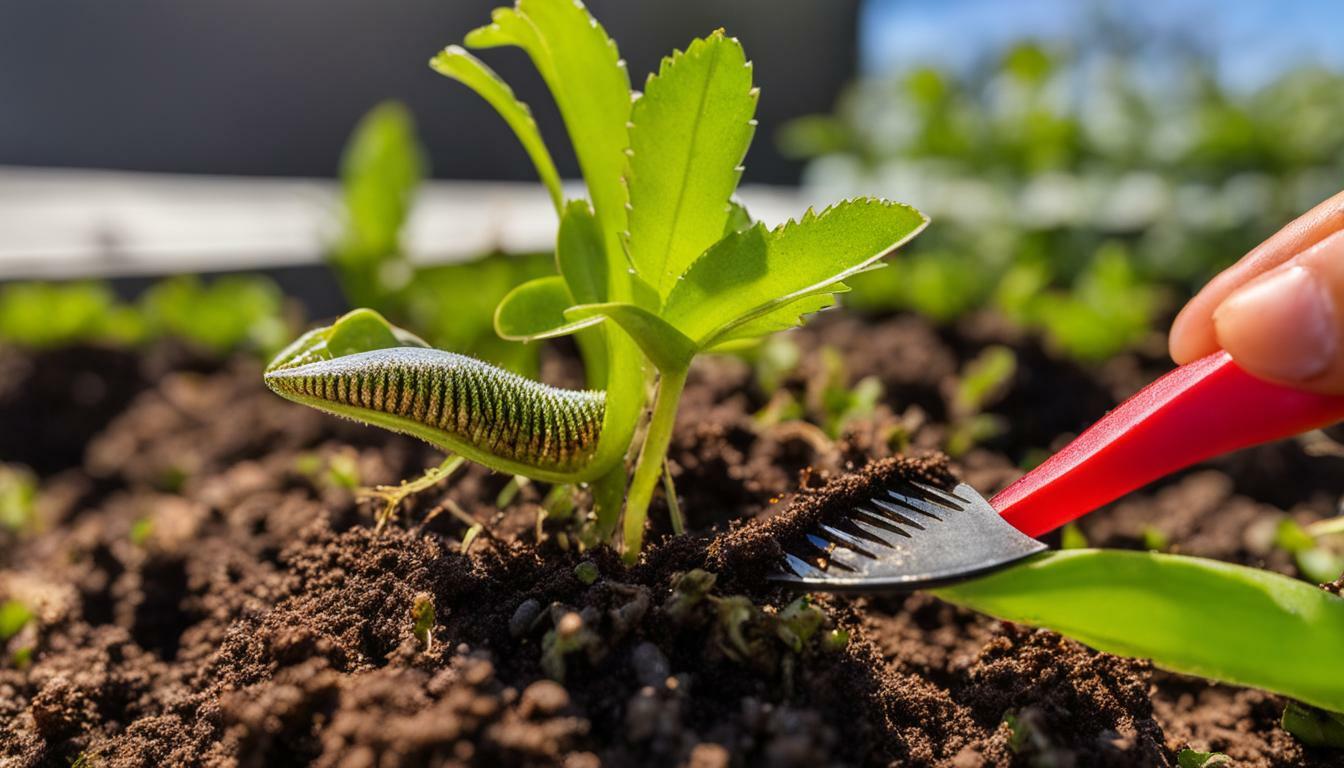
[782,24,1344,362]
[0,276,291,357]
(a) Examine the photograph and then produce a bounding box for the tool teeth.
[769,480,1048,592]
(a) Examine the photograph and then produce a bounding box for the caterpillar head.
[265,308,429,374]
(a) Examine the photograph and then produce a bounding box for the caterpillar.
[265,347,606,481]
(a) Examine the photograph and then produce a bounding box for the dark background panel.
[0,1,859,184]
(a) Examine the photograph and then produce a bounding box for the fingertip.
[1213,265,1338,385]
[1168,300,1219,365]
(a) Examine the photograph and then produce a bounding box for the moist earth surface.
[2,313,1342,767]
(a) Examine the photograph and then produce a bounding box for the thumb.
[1212,231,1344,394]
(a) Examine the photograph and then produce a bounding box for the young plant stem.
[622,367,689,563]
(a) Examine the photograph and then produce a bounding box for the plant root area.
[3,314,1343,767]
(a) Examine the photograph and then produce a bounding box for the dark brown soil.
[3,313,1344,767]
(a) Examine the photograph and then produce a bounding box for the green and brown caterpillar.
[264,309,614,484]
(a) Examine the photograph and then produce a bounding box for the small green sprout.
[266,1,927,562]
[573,561,599,585]
[1059,522,1088,550]
[662,569,717,625]
[821,628,850,653]
[1141,526,1170,553]
[1176,749,1232,768]
[807,347,885,439]
[1275,517,1344,585]
[1282,700,1344,749]
[775,596,826,653]
[129,517,154,547]
[294,448,361,492]
[945,345,1016,458]
[411,593,436,653]
[0,599,32,641]
[0,464,38,533]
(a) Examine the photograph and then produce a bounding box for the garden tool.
[771,350,1344,591]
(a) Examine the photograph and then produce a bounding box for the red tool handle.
[992,351,1344,537]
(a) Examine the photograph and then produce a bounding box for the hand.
[1170,190,1344,394]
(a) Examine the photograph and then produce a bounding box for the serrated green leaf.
[626,31,758,297]
[494,275,602,342]
[937,550,1344,712]
[723,199,752,235]
[565,303,696,373]
[705,287,841,351]
[430,46,563,212]
[662,198,928,347]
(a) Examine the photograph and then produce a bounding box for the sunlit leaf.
[662,198,927,348]
[494,275,601,341]
[625,31,758,296]
[938,550,1344,711]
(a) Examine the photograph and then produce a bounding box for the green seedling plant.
[944,344,1016,457]
[265,0,927,561]
[1275,515,1344,585]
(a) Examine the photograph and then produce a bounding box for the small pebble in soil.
[509,598,543,638]
[630,641,671,688]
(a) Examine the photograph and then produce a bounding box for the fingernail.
[1213,265,1337,381]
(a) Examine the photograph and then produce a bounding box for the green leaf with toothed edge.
[723,199,752,235]
[705,284,845,351]
[494,276,602,342]
[937,550,1344,712]
[429,46,563,213]
[662,198,928,349]
[625,31,758,297]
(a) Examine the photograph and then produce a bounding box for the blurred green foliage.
[0,464,37,533]
[0,276,291,357]
[331,102,552,376]
[140,276,289,356]
[0,282,142,348]
[783,32,1344,361]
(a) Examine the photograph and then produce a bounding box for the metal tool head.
[769,480,1047,592]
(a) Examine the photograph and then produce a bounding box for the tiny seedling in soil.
[1176,748,1232,767]
[0,463,37,533]
[266,2,927,562]
[411,592,436,653]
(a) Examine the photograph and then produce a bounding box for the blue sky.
[861,0,1344,89]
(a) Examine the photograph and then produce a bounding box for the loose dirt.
[3,313,1343,767]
